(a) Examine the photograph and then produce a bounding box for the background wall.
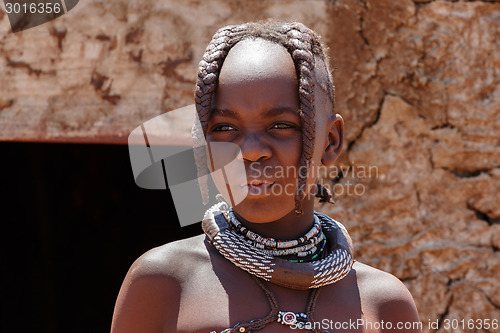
[1,0,499,332]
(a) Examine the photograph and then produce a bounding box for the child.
[111,21,421,333]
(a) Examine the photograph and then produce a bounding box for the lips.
[241,179,275,195]
[249,180,274,186]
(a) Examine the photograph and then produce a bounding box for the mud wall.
[1,1,499,331]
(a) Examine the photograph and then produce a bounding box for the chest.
[175,257,378,333]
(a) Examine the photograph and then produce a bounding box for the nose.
[237,132,272,162]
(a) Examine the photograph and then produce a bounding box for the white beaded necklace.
[202,201,354,290]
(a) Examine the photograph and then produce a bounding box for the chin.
[232,197,296,223]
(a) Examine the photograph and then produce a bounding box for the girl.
[111,21,421,333]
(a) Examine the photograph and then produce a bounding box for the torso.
[138,234,414,333]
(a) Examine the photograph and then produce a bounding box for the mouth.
[241,180,275,195]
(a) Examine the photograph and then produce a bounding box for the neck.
[233,199,316,240]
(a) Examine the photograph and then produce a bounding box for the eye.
[212,124,236,132]
[270,122,297,130]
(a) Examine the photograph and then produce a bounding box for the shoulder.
[129,234,208,280]
[354,261,422,332]
[354,261,414,304]
[111,234,207,333]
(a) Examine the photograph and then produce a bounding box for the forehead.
[218,38,297,86]
[213,38,300,117]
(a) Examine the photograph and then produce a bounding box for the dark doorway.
[2,142,202,333]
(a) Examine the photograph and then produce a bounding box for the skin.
[111,38,421,333]
[207,37,321,237]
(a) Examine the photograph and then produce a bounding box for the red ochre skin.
[111,39,421,333]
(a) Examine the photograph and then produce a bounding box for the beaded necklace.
[210,276,328,333]
[203,201,354,290]
[228,209,326,260]
[203,201,355,332]
[229,209,323,249]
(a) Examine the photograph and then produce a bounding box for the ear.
[321,114,344,165]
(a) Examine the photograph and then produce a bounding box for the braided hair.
[192,20,336,214]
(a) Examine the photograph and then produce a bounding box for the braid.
[193,25,242,204]
[283,23,317,214]
[193,21,335,211]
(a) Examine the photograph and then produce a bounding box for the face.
[205,38,342,224]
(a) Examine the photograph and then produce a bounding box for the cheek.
[276,137,302,173]
[205,141,249,205]
[271,136,303,189]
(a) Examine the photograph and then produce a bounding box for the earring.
[315,183,335,204]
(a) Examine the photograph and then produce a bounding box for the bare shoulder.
[354,261,415,304]
[111,234,207,333]
[353,261,422,332]
[130,234,208,279]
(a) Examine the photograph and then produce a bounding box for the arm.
[111,252,181,333]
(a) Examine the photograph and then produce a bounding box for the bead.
[206,204,354,289]
[229,210,323,251]
[239,327,246,332]
[282,312,297,325]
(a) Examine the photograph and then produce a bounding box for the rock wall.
[1,0,499,331]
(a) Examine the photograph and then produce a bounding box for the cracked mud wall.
[1,0,499,331]
[323,1,500,331]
